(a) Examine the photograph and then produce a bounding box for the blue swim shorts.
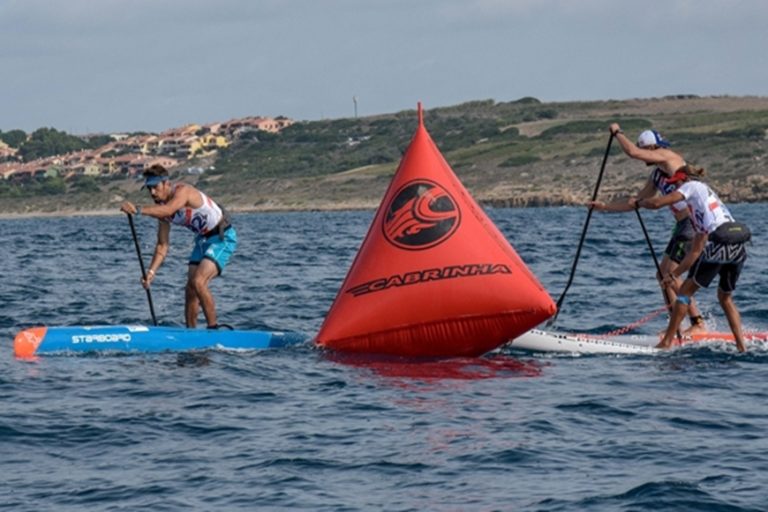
[189,226,238,275]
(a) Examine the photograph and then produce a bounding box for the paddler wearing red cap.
[631,166,751,352]
[587,123,706,335]
[120,164,237,330]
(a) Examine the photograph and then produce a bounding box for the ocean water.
[1,204,767,511]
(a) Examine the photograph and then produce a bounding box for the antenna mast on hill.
[353,95,358,118]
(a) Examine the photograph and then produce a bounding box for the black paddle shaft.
[547,133,615,327]
[127,213,158,326]
[634,206,682,341]
[634,206,663,275]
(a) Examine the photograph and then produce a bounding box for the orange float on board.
[315,103,556,358]
[13,326,47,358]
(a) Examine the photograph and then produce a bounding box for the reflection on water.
[325,351,543,381]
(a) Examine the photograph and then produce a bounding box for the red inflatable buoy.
[316,103,555,357]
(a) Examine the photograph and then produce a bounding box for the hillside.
[2,95,768,216]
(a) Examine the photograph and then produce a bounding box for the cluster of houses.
[0,116,293,183]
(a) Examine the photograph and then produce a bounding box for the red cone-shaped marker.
[316,103,555,357]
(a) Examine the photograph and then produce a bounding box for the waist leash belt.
[203,220,232,239]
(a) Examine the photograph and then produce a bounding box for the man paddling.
[120,164,237,329]
[588,123,706,335]
[632,165,750,352]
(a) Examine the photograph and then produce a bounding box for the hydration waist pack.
[709,221,751,245]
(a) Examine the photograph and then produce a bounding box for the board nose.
[14,326,47,358]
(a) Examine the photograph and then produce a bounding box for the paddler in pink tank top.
[120,164,237,329]
[587,124,706,335]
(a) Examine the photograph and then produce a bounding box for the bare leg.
[658,279,700,349]
[189,259,220,328]
[718,288,746,352]
[659,256,705,334]
[185,264,200,328]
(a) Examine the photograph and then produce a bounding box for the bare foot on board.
[682,322,707,336]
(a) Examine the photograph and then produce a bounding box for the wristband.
[147,269,155,276]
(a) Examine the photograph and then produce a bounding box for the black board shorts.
[688,241,747,292]
[664,217,695,264]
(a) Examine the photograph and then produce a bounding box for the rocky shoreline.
[3,189,766,220]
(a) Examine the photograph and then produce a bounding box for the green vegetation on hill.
[0,129,27,148]
[203,95,768,210]
[18,128,111,160]
[0,127,112,160]
[2,95,768,214]
[205,98,567,193]
[212,99,552,180]
[0,176,66,197]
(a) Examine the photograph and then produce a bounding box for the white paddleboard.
[510,329,768,354]
[510,329,659,354]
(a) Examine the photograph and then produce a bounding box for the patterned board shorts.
[688,241,747,292]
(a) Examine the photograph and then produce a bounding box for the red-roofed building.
[0,162,21,180]
[219,116,294,136]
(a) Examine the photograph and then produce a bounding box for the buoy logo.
[383,179,460,250]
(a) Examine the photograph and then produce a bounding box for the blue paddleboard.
[14,324,308,357]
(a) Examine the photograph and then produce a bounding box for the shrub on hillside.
[500,154,540,167]
[539,118,652,138]
[0,176,66,197]
[69,176,100,194]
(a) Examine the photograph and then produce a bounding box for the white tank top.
[676,181,734,234]
[165,185,224,236]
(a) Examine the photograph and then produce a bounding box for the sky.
[2,0,767,134]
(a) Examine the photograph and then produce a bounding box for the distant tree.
[38,176,67,195]
[0,129,27,148]
[238,130,260,141]
[17,127,92,160]
[254,130,279,143]
[535,109,558,120]
[512,97,541,105]
[84,134,113,148]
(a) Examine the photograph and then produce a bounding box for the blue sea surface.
[1,204,767,511]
